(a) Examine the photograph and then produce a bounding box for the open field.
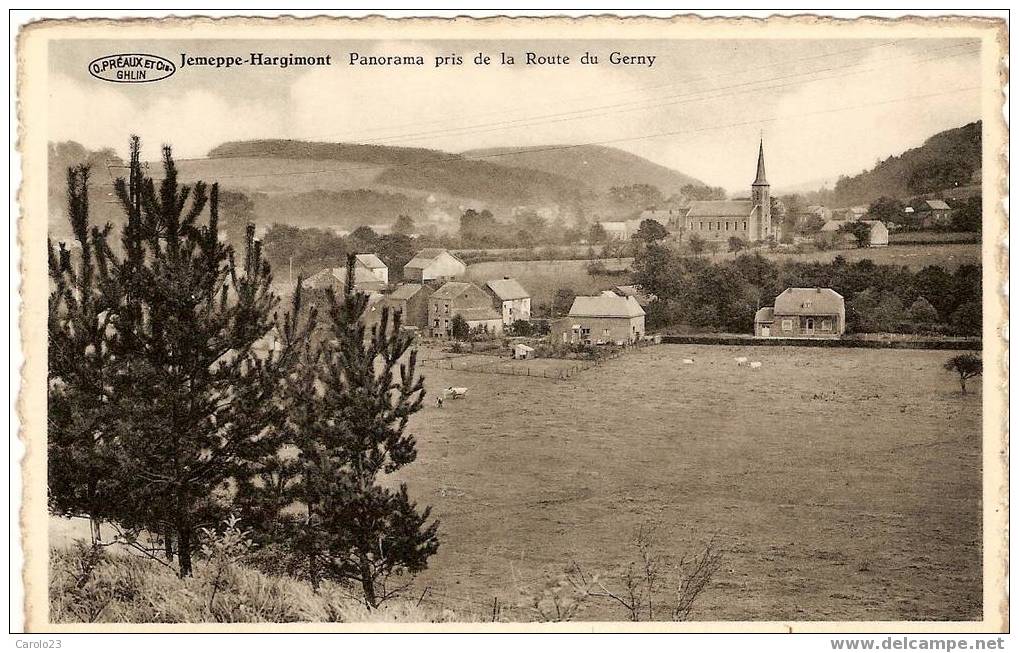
[466,258,631,308]
[397,344,982,621]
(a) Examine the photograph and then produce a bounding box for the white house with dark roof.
[485,277,531,325]
[755,287,845,338]
[684,140,773,243]
[403,248,467,283]
[303,261,386,293]
[554,291,646,345]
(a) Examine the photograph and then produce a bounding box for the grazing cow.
[735,357,748,366]
[444,386,469,399]
[682,359,694,365]
[749,361,762,369]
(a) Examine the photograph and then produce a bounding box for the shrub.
[908,296,939,323]
[944,354,982,394]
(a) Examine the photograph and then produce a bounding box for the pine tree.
[106,138,305,576]
[47,165,122,543]
[250,256,439,606]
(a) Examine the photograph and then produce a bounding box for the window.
[782,319,793,332]
[743,221,747,230]
[603,328,611,337]
[821,319,832,331]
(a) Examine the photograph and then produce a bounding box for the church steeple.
[753,138,768,186]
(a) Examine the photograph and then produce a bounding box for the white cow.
[444,386,469,399]
[749,361,762,370]
[682,359,695,365]
[734,357,749,366]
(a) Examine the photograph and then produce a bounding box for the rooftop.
[486,278,530,301]
[568,293,646,319]
[686,199,754,218]
[774,288,845,316]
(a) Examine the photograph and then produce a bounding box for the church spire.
[753,138,768,186]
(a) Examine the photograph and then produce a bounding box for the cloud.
[47,73,287,158]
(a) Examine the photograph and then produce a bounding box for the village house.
[754,287,846,338]
[383,283,434,330]
[354,253,389,287]
[913,199,953,228]
[403,248,467,283]
[805,205,833,221]
[554,291,646,345]
[611,284,653,307]
[485,277,531,325]
[684,140,773,243]
[512,343,535,360]
[862,220,889,246]
[598,220,641,241]
[302,261,386,293]
[819,219,889,247]
[361,292,387,331]
[429,281,503,337]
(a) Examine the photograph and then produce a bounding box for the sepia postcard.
[16,13,1008,633]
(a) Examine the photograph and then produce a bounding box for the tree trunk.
[359,554,377,609]
[960,376,967,394]
[164,526,174,561]
[177,523,193,578]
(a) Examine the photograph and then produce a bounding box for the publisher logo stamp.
[88,53,176,83]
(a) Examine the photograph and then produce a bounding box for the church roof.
[753,139,768,186]
[686,199,754,218]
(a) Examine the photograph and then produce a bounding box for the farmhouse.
[554,291,646,345]
[819,219,889,247]
[403,248,467,283]
[684,140,773,242]
[755,287,845,338]
[862,220,889,246]
[512,343,535,360]
[383,283,434,330]
[485,277,531,325]
[429,281,503,336]
[361,292,387,330]
[913,199,953,228]
[354,253,389,286]
[611,284,653,307]
[302,263,385,292]
[598,220,640,241]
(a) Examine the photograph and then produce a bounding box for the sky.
[48,38,983,193]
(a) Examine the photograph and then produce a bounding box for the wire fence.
[418,356,596,380]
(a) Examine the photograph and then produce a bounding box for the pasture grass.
[400,344,982,621]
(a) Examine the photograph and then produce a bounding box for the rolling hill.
[461,144,705,196]
[47,139,707,237]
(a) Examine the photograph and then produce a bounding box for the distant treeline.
[634,245,981,337]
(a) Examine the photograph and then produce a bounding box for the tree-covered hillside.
[832,122,981,207]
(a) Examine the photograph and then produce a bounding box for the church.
[684,140,774,243]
